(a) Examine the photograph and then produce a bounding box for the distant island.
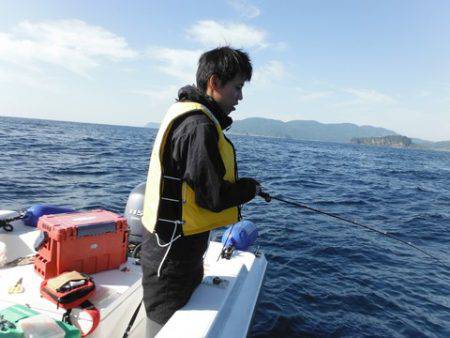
[350,135,450,151]
[351,135,412,147]
[146,117,450,151]
[230,118,397,143]
[146,122,160,129]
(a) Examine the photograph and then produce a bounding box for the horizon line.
[1,114,448,143]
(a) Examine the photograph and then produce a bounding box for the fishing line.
[258,191,447,267]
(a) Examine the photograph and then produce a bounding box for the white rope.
[156,223,180,278]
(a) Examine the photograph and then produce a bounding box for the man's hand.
[237,178,271,202]
[237,177,260,198]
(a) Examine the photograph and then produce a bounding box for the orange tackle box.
[34,210,128,278]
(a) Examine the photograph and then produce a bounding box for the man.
[141,46,260,336]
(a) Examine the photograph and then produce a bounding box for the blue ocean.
[2,116,450,337]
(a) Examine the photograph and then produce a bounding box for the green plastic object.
[0,315,21,337]
[56,321,81,338]
[0,305,37,338]
[0,305,81,338]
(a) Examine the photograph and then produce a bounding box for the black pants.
[141,230,206,325]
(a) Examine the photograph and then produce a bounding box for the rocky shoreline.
[351,135,412,147]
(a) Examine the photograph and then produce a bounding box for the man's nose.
[238,90,243,101]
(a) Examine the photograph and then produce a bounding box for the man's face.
[212,75,245,115]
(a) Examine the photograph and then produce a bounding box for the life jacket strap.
[157,218,185,225]
[162,175,181,181]
[156,223,180,277]
[161,197,180,202]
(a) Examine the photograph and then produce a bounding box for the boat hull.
[0,219,267,337]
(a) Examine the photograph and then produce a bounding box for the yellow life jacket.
[141,101,239,236]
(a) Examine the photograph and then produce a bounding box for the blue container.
[23,204,75,227]
[221,220,258,251]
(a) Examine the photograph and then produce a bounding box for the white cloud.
[146,47,201,82]
[295,87,334,101]
[343,88,396,105]
[0,20,137,76]
[418,83,450,103]
[0,67,60,92]
[418,90,431,98]
[130,85,178,105]
[186,20,268,49]
[253,60,285,85]
[227,0,261,19]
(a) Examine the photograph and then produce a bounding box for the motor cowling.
[124,182,146,243]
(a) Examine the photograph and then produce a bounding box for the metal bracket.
[202,276,229,289]
[221,245,234,260]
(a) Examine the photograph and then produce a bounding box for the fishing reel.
[257,187,271,202]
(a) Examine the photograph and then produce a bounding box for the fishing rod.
[257,190,446,266]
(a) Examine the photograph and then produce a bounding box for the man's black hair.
[196,46,252,92]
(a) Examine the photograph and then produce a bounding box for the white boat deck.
[0,219,267,337]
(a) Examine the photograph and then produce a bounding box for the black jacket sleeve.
[171,114,257,212]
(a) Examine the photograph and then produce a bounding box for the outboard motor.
[124,182,146,244]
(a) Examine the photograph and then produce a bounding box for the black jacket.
[142,85,258,261]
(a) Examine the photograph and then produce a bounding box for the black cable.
[0,213,24,232]
[123,301,142,338]
[0,221,13,232]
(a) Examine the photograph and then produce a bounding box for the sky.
[1,0,449,141]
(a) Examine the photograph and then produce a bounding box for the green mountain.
[145,117,450,151]
[230,118,397,143]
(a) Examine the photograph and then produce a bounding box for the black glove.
[245,180,271,202]
[237,177,260,198]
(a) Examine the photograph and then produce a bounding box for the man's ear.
[208,74,221,92]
